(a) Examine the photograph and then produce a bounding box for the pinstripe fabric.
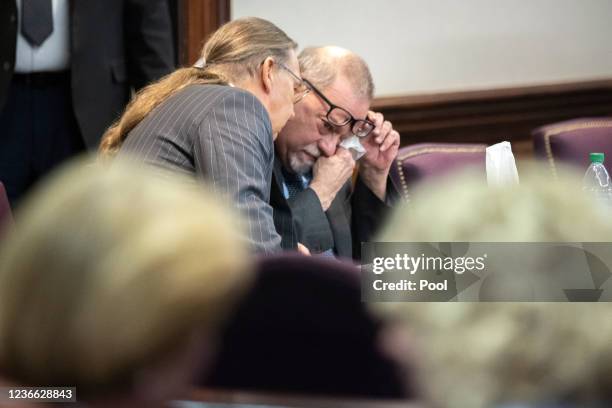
[117,84,282,253]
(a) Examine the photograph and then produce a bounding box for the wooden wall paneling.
[177,0,231,66]
[371,79,612,159]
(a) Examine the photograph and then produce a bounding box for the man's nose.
[318,135,339,157]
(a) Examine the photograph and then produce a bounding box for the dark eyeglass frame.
[302,78,375,138]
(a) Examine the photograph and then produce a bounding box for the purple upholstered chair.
[390,143,487,200]
[0,182,12,238]
[201,253,409,399]
[533,117,612,177]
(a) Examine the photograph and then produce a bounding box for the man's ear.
[260,57,275,94]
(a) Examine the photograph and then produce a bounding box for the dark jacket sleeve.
[289,176,398,259]
[125,0,175,90]
[351,177,399,260]
[0,1,17,111]
[287,188,335,253]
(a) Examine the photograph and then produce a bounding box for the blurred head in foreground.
[373,165,612,408]
[0,158,252,403]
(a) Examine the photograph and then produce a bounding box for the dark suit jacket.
[271,157,397,260]
[0,0,174,148]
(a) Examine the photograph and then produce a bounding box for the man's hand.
[309,147,355,211]
[297,242,311,256]
[359,111,400,201]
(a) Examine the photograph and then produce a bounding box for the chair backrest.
[0,182,13,237]
[201,253,409,399]
[532,117,612,178]
[390,143,487,200]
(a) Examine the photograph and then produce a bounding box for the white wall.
[232,0,612,97]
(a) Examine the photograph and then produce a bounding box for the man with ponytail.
[100,17,303,254]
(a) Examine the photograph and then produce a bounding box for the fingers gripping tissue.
[339,136,366,160]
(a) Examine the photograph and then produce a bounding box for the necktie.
[21,0,54,47]
[282,171,309,200]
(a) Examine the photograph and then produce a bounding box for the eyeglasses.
[301,78,375,138]
[277,62,311,104]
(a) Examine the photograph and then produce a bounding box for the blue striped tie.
[282,170,309,200]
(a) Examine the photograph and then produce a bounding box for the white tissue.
[193,57,206,68]
[486,141,520,186]
[339,135,366,160]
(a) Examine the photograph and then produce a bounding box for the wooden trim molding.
[177,0,231,66]
[371,79,612,159]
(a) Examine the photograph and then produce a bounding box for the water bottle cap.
[590,152,605,163]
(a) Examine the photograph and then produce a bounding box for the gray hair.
[298,46,374,100]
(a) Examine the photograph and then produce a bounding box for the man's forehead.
[321,75,370,118]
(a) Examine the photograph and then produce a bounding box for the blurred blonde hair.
[374,164,612,407]
[99,17,297,156]
[381,164,612,243]
[0,157,252,395]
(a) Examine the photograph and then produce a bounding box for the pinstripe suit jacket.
[117,84,282,253]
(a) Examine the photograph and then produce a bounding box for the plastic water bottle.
[583,152,612,209]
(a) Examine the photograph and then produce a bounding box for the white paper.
[486,141,520,186]
[339,135,366,160]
